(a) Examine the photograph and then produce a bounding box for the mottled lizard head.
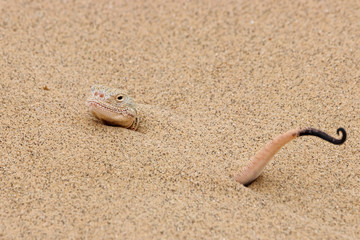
[86,85,139,130]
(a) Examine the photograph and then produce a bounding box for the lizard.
[86,85,139,130]
[233,127,347,186]
[85,86,347,186]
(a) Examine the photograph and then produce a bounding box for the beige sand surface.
[0,0,359,239]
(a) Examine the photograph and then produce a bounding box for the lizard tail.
[299,127,346,145]
[233,128,347,186]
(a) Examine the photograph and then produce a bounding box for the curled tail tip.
[299,127,347,145]
[336,127,347,144]
[337,127,345,135]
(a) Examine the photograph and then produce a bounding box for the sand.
[0,0,359,239]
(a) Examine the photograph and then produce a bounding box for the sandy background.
[0,0,359,239]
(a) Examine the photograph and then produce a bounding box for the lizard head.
[86,85,139,130]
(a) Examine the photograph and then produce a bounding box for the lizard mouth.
[86,100,135,118]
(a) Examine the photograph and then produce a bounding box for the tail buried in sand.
[233,128,347,186]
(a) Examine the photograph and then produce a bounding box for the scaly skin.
[86,85,139,130]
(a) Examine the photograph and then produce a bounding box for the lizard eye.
[116,95,124,101]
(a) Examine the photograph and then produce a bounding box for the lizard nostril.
[99,93,104,98]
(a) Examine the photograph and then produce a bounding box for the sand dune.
[0,0,359,239]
